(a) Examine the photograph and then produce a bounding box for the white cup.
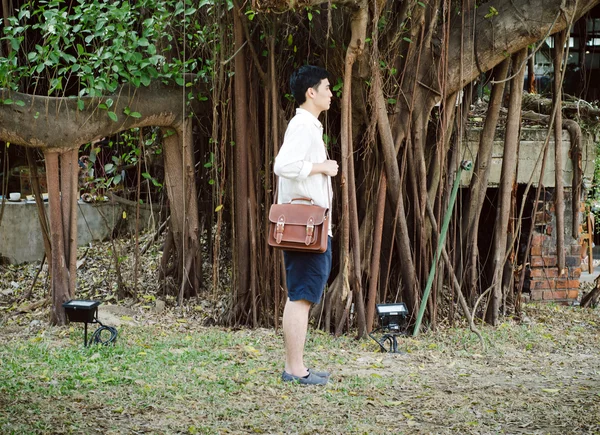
[9,192,21,201]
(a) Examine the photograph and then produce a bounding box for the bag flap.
[269,203,328,226]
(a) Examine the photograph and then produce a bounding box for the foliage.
[0,0,212,98]
[80,128,163,200]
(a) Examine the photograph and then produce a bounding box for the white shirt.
[274,108,333,236]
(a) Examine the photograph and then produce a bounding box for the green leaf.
[129,112,141,118]
[77,100,85,111]
[484,6,498,19]
[15,100,25,107]
[9,38,20,51]
[107,112,118,122]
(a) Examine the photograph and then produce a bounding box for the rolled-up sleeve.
[274,123,313,180]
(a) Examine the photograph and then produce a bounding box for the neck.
[299,103,321,119]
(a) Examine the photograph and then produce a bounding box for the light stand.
[62,300,118,346]
[369,303,409,353]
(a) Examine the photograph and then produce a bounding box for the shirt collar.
[296,107,323,129]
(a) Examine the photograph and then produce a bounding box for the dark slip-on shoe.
[308,368,330,378]
[281,371,328,386]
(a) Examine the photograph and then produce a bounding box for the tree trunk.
[366,172,386,332]
[487,49,527,325]
[463,59,510,303]
[373,76,418,314]
[334,0,367,335]
[45,151,70,325]
[162,120,201,304]
[553,30,566,273]
[231,3,250,323]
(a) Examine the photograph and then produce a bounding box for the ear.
[306,87,315,100]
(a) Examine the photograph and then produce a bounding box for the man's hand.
[311,160,339,177]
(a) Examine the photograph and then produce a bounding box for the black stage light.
[369,303,409,353]
[62,300,117,346]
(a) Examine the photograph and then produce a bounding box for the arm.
[309,160,338,177]
[274,121,339,179]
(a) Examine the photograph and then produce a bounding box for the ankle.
[285,366,309,377]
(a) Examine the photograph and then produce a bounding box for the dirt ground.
[0,239,599,434]
[0,299,599,434]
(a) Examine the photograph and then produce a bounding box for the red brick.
[555,279,579,289]
[530,289,545,300]
[543,290,568,300]
[530,268,559,278]
[570,268,582,278]
[567,290,580,300]
[531,279,556,289]
[531,256,557,267]
[543,247,557,256]
[530,246,543,256]
[531,234,546,246]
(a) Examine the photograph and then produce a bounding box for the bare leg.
[283,298,311,377]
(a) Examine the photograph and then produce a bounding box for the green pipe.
[413,160,472,336]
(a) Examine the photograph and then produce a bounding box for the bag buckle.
[276,216,285,244]
[305,217,315,245]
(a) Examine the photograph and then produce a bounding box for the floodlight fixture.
[62,300,117,347]
[369,303,409,353]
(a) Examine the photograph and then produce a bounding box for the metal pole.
[413,161,472,336]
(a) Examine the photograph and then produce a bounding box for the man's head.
[290,65,332,113]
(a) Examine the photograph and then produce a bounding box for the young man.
[274,65,338,386]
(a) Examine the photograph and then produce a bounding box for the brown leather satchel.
[268,197,329,253]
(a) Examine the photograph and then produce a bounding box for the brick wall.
[527,191,582,303]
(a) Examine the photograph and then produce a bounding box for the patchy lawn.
[0,301,599,435]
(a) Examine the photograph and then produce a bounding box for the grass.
[1,304,600,434]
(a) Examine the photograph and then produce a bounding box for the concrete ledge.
[461,127,595,187]
[0,200,158,264]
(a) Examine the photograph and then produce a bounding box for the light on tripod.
[369,303,409,353]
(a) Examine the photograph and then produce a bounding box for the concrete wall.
[0,200,159,264]
[461,128,596,188]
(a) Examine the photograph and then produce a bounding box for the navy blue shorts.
[283,237,332,304]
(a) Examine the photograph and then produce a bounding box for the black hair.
[290,65,330,105]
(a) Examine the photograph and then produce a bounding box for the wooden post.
[587,209,594,274]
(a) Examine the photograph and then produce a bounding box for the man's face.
[309,78,332,112]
